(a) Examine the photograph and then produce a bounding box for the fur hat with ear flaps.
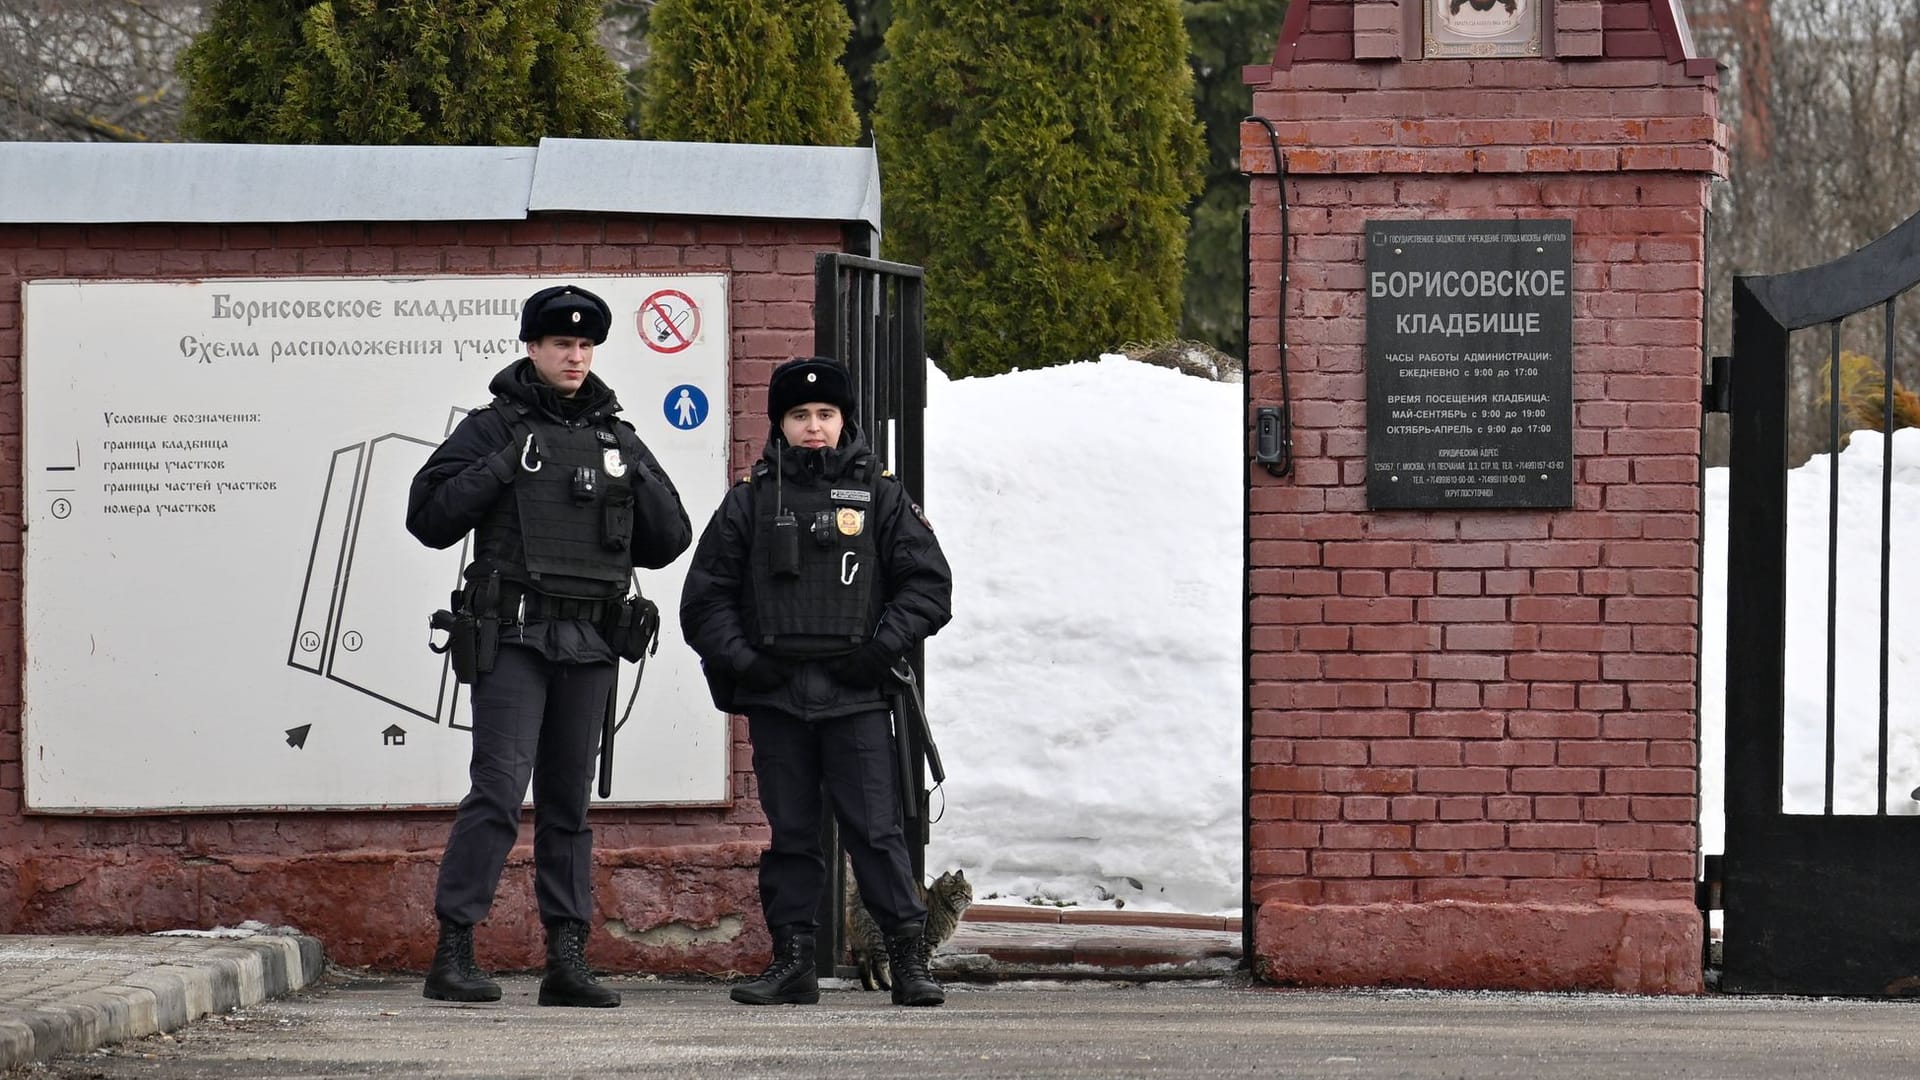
[767,356,855,421]
[519,284,612,345]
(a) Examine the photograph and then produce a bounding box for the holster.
[429,602,481,684]
[430,576,502,684]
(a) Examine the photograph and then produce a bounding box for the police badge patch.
[603,448,627,478]
[836,507,864,536]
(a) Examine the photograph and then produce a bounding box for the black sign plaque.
[1364,219,1574,510]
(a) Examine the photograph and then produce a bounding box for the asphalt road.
[11,971,1920,1080]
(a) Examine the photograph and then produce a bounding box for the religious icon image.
[1426,0,1540,56]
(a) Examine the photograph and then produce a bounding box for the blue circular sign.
[663,384,709,430]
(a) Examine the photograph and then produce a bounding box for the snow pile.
[922,357,1243,913]
[1701,427,1920,852]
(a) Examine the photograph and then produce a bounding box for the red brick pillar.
[1242,0,1725,992]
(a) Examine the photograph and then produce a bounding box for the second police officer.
[680,356,954,1007]
[407,284,692,1008]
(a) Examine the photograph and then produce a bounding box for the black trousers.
[434,645,613,927]
[748,707,928,935]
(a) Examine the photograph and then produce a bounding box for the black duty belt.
[484,584,621,625]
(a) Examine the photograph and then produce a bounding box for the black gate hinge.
[1704,355,1732,414]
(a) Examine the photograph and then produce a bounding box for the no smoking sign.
[637,289,701,354]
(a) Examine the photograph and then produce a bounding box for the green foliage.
[1180,0,1288,358]
[640,0,859,145]
[843,0,892,139]
[180,0,628,144]
[876,1,1205,376]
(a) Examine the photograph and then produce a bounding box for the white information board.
[22,274,732,811]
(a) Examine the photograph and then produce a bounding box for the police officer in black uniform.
[407,284,691,1008]
[680,356,953,1007]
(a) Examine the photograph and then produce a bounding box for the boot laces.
[441,923,487,979]
[760,934,809,979]
[553,924,595,976]
[887,933,932,982]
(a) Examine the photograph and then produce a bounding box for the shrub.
[181,0,627,144]
[876,0,1205,376]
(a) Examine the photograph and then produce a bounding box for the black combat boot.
[422,918,502,1003]
[885,923,945,1007]
[729,926,820,1005]
[538,919,621,1008]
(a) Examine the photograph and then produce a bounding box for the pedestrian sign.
[664,384,709,430]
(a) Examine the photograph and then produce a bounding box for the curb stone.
[0,932,326,1069]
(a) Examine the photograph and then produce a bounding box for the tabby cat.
[845,867,972,991]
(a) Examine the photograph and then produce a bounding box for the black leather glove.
[737,651,792,691]
[828,640,898,689]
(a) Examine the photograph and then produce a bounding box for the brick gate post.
[1242,0,1725,991]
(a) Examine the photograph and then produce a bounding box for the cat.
[845,867,973,991]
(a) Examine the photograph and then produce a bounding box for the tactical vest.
[747,460,881,656]
[472,399,634,600]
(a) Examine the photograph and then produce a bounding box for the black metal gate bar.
[1726,275,1789,826]
[1724,209,1920,994]
[1878,300,1896,814]
[809,251,929,978]
[1825,322,1840,816]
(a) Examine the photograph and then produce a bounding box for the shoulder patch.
[910,501,934,532]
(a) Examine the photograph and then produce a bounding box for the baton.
[893,692,917,820]
[597,680,616,799]
[889,661,945,785]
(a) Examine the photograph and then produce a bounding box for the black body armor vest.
[472,400,634,600]
[748,463,880,656]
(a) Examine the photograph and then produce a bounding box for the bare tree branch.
[1697,0,1920,464]
[0,0,202,142]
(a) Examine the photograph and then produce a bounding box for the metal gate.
[1722,210,1920,995]
[808,252,933,974]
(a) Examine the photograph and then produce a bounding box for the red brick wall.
[1280,0,1705,66]
[1242,38,1722,991]
[0,213,847,972]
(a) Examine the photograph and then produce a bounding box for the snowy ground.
[920,357,1916,913]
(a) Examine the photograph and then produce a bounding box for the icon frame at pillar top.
[1424,0,1541,58]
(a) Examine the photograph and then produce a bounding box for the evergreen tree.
[876,1,1204,376]
[1181,0,1289,358]
[180,0,627,144]
[640,0,859,145]
[843,0,891,140]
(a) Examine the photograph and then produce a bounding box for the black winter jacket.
[679,424,952,721]
[406,359,692,660]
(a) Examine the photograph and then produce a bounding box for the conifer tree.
[640,0,859,146]
[842,0,892,138]
[1182,0,1289,358]
[180,0,627,145]
[876,1,1205,376]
